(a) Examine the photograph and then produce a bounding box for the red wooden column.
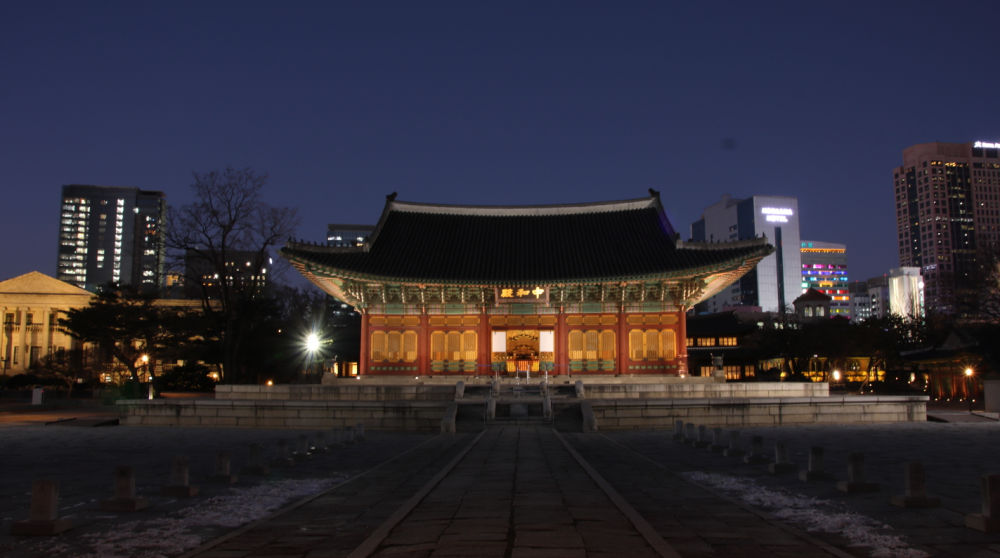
[677,307,688,377]
[417,313,429,377]
[478,308,490,377]
[556,309,568,376]
[616,307,628,375]
[359,311,369,376]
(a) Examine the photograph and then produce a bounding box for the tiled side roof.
[283,196,772,284]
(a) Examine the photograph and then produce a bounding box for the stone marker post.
[212,452,239,484]
[768,441,796,474]
[161,456,199,498]
[694,425,710,448]
[355,423,366,440]
[966,474,1000,532]
[100,466,149,511]
[744,435,768,464]
[800,446,834,481]
[294,435,311,460]
[314,432,329,453]
[723,430,744,458]
[836,452,880,493]
[11,480,72,535]
[11,480,74,535]
[672,420,685,442]
[891,461,939,508]
[242,443,270,476]
[709,427,726,453]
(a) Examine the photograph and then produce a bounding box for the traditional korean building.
[282,192,773,377]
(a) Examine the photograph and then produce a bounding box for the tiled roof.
[283,194,773,284]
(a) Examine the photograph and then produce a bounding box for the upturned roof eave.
[287,247,772,288]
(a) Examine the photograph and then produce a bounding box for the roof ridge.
[387,195,658,216]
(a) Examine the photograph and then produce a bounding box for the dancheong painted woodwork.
[282,191,772,377]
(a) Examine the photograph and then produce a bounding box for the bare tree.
[166,167,299,383]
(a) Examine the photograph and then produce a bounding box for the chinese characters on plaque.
[498,286,546,301]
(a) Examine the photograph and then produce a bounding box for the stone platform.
[117,378,927,430]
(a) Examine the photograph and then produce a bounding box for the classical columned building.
[282,192,772,377]
[0,271,95,374]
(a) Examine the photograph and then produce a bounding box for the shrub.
[154,363,215,393]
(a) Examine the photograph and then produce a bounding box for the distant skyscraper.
[893,141,1000,313]
[327,224,374,248]
[691,195,801,313]
[57,185,166,292]
[799,240,849,317]
[182,249,271,300]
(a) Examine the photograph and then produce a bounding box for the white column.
[18,307,28,372]
[0,306,7,373]
[41,305,51,362]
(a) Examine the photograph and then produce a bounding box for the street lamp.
[965,367,975,412]
[305,331,323,377]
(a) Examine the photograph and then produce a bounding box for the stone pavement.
[187,427,853,558]
[5,420,1000,557]
[609,422,1000,557]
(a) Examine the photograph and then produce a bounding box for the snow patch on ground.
[683,471,928,558]
[37,477,340,558]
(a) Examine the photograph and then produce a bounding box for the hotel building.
[690,195,801,313]
[893,141,1000,313]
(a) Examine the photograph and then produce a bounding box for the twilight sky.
[3,1,1000,286]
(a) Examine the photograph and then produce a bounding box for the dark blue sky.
[3,1,1000,285]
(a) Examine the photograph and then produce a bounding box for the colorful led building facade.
[57,185,166,293]
[690,195,801,313]
[799,241,849,317]
[283,193,772,377]
[893,141,1000,313]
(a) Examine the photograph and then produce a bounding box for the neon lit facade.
[799,240,849,317]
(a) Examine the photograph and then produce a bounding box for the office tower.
[848,280,874,322]
[799,241,849,317]
[691,195,801,313]
[893,141,1000,313]
[57,185,166,293]
[847,267,923,322]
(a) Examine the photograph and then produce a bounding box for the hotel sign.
[761,206,794,223]
[974,141,1000,149]
[497,286,546,302]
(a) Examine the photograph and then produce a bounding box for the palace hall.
[282,191,772,378]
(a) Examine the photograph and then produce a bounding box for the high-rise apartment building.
[691,195,801,313]
[799,241,849,317]
[893,141,1000,313]
[57,185,166,293]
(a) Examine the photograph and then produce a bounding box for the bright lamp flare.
[306,332,321,353]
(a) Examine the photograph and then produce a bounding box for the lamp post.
[305,331,322,378]
[965,367,975,413]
